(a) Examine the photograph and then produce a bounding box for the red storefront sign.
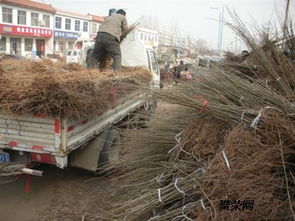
[0,24,52,38]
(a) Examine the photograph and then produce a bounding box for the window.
[18,10,26,25]
[144,34,147,41]
[43,15,50,27]
[140,33,143,40]
[75,20,80,31]
[0,37,6,51]
[83,21,88,32]
[31,13,39,26]
[55,17,62,29]
[2,7,12,23]
[155,36,158,42]
[65,18,71,30]
[25,39,33,51]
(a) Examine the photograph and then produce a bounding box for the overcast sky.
[39,0,293,52]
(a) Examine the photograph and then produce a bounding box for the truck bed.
[0,92,150,168]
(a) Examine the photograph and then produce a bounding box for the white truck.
[0,39,160,172]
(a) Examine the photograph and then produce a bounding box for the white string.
[200,199,207,212]
[182,204,194,221]
[251,106,284,129]
[175,130,183,143]
[156,172,165,184]
[157,188,163,204]
[168,144,179,154]
[275,77,281,82]
[174,178,186,204]
[147,215,160,221]
[169,130,206,167]
[171,205,194,221]
[174,178,185,194]
[240,111,245,121]
[171,200,208,221]
[168,131,183,154]
[222,150,231,171]
[239,96,244,102]
[195,167,206,175]
[250,107,263,128]
[264,106,283,113]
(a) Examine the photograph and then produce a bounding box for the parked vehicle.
[0,39,160,172]
[66,50,81,63]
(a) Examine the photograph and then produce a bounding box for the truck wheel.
[98,129,121,165]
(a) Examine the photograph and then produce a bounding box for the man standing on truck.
[91,9,129,72]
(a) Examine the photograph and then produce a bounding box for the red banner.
[0,24,52,38]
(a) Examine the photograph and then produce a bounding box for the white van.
[66,50,81,63]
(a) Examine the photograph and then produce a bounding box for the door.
[10,38,21,56]
[147,50,161,88]
[59,41,66,57]
[36,39,45,58]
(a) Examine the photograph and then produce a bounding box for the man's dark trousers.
[92,32,121,71]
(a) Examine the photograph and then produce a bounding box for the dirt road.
[0,165,113,221]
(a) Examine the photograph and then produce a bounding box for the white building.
[89,14,104,40]
[127,27,158,50]
[0,0,55,57]
[158,31,176,48]
[53,9,90,55]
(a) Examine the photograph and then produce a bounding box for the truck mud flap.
[69,129,121,171]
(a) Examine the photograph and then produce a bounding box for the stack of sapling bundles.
[99,11,295,221]
[0,59,151,119]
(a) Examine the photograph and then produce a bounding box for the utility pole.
[283,0,290,37]
[210,5,224,54]
[219,5,224,54]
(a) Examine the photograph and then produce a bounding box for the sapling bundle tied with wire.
[227,11,295,98]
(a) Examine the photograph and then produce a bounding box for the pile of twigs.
[100,13,295,221]
[0,59,151,119]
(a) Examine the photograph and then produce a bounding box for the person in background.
[91,9,130,72]
[108,8,117,16]
[175,60,188,79]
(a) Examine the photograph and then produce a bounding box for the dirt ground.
[0,164,117,221]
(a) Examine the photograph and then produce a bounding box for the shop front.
[0,24,53,58]
[54,30,79,56]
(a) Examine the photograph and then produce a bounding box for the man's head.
[117,9,126,16]
[108,8,117,16]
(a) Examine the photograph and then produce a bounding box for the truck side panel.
[66,93,149,153]
[0,113,58,154]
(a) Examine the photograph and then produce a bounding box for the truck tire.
[98,129,121,165]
